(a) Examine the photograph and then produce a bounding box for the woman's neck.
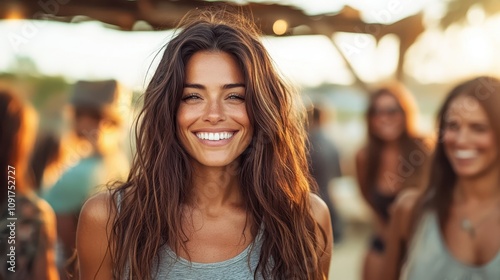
[454,167,500,203]
[382,139,401,149]
[188,161,244,211]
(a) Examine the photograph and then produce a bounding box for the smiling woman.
[383,76,500,280]
[75,6,332,280]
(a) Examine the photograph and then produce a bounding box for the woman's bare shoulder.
[309,193,334,244]
[77,190,116,248]
[309,193,333,276]
[79,191,115,223]
[309,193,331,227]
[77,190,116,279]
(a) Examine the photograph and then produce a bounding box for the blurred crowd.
[309,77,500,280]
[0,78,130,279]
[1,73,500,280]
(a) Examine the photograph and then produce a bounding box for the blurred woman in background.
[356,83,431,280]
[0,89,59,279]
[383,76,500,280]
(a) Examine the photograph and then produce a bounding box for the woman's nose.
[203,99,226,124]
[455,128,470,146]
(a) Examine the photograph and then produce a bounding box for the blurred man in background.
[42,80,130,279]
[308,106,344,244]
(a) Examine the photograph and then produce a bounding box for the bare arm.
[355,148,371,205]
[382,189,420,280]
[355,147,390,239]
[33,199,59,280]
[310,193,334,279]
[76,192,115,280]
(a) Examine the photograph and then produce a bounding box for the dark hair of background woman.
[0,90,36,202]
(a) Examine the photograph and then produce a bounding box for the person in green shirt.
[43,80,129,279]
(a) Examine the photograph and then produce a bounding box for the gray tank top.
[402,212,500,280]
[117,191,266,279]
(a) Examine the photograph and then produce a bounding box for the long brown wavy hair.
[361,83,430,207]
[414,76,500,229]
[109,7,325,280]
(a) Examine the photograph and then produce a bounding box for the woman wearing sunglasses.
[356,83,431,280]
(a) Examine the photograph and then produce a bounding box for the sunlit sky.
[1,0,499,90]
[238,0,431,22]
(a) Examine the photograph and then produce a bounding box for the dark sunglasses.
[369,107,402,117]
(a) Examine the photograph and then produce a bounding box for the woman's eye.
[181,94,202,101]
[228,94,245,101]
[445,121,459,131]
[472,124,489,133]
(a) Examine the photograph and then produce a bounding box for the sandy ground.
[327,176,373,280]
[329,222,372,280]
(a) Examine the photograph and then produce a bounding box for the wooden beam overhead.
[0,0,425,83]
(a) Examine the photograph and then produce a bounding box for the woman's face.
[73,109,101,139]
[369,94,405,141]
[443,95,498,179]
[177,51,253,168]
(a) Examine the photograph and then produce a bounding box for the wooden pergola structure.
[1,0,426,88]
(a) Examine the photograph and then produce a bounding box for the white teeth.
[455,150,478,159]
[196,132,234,141]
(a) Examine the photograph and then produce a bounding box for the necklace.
[460,219,475,237]
[460,202,500,238]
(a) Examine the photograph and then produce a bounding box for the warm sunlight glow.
[467,4,486,26]
[6,6,24,20]
[333,32,398,82]
[273,19,288,35]
[405,16,499,84]
[1,1,499,88]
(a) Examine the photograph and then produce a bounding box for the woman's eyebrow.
[183,83,245,89]
[222,83,245,89]
[184,83,204,89]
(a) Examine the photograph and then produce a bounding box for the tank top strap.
[116,189,124,213]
